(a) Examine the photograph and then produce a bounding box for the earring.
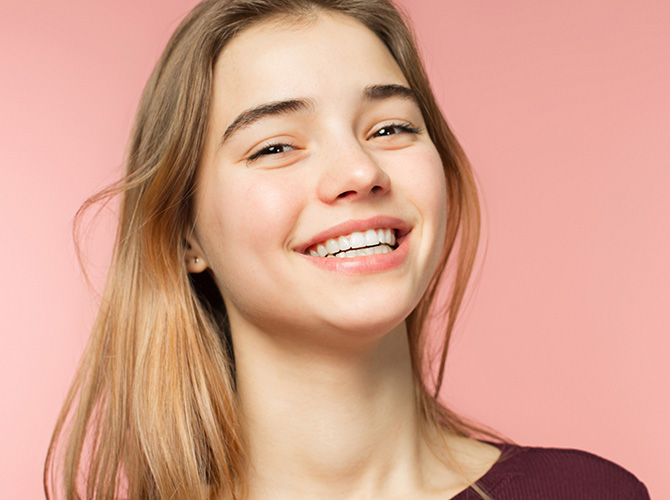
[194,257,199,264]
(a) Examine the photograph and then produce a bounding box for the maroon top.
[454,443,650,499]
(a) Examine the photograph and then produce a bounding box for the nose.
[316,140,391,203]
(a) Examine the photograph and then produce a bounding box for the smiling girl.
[45,1,649,499]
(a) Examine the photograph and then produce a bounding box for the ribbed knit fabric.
[453,443,650,499]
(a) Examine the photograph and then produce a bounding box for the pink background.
[1,1,668,498]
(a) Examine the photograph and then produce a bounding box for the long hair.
[45,1,493,499]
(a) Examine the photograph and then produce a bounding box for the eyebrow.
[220,99,314,147]
[362,84,419,105]
[219,84,419,147]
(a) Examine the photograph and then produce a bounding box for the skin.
[186,12,500,500]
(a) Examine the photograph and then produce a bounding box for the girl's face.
[189,13,447,341]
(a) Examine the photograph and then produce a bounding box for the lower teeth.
[328,244,392,258]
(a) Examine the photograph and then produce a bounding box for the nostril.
[336,184,384,200]
[336,190,356,199]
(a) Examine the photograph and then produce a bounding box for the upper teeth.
[308,228,397,258]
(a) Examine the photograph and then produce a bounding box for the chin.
[319,301,414,339]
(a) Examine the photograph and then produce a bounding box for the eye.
[247,142,297,163]
[369,122,421,139]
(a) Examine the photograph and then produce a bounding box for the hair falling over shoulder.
[45,1,498,499]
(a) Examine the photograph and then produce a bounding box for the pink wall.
[1,1,667,498]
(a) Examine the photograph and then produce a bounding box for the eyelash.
[247,142,297,163]
[246,122,421,163]
[369,122,421,139]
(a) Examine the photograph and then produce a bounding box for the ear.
[184,232,208,274]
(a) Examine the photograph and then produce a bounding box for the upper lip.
[295,215,411,254]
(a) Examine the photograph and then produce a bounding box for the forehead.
[211,12,409,117]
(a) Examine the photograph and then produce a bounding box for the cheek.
[197,170,304,274]
[395,147,448,280]
[423,157,448,251]
[423,154,448,211]
[431,162,449,234]
[230,176,299,243]
[398,148,448,224]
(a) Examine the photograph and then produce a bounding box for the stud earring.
[194,257,199,264]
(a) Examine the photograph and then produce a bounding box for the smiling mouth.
[305,228,398,258]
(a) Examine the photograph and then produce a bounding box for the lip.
[298,230,411,273]
[294,215,411,255]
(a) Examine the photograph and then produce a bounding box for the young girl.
[45,1,650,499]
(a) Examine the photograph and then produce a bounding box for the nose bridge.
[317,131,390,202]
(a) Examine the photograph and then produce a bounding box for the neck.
[231,320,469,500]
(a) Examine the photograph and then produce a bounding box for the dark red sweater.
[454,443,650,499]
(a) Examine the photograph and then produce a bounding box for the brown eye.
[247,143,296,162]
[370,123,420,139]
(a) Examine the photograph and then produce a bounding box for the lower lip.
[298,233,410,273]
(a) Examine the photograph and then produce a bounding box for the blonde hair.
[45,1,496,499]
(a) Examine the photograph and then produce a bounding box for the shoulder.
[472,443,650,500]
